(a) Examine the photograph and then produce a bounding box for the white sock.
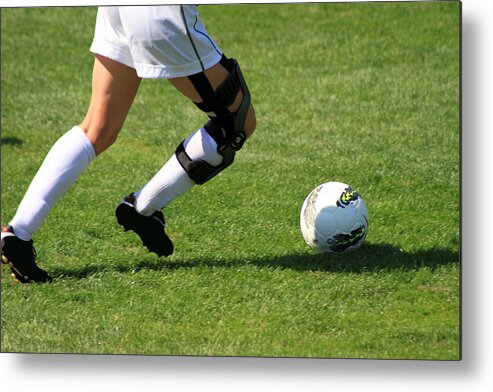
[9,126,96,241]
[134,127,223,216]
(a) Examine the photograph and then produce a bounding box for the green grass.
[1,3,460,359]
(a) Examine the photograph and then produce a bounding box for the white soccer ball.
[300,181,369,253]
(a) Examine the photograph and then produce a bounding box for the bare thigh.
[79,55,142,156]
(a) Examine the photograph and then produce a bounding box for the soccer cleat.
[1,226,53,283]
[115,193,174,257]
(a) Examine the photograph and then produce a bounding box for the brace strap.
[175,56,250,184]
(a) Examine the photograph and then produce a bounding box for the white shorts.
[90,5,223,79]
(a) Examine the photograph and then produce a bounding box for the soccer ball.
[300,181,369,253]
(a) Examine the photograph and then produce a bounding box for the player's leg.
[80,55,142,155]
[115,58,256,257]
[1,55,141,283]
[169,58,257,138]
[132,58,256,215]
[114,5,256,256]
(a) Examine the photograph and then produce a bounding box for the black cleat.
[1,226,52,283]
[115,194,174,257]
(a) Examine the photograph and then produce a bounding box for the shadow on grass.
[1,136,24,146]
[51,243,459,280]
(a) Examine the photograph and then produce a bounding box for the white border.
[5,0,292,6]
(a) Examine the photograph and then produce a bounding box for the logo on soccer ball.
[326,225,366,252]
[336,187,359,208]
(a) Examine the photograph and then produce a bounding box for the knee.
[245,104,257,139]
[79,120,121,156]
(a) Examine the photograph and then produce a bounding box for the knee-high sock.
[134,127,223,216]
[9,126,96,241]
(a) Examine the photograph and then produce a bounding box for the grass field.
[1,3,460,359]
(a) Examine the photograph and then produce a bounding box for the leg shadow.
[50,243,459,280]
[1,137,24,146]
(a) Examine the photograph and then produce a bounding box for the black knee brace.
[175,55,251,185]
